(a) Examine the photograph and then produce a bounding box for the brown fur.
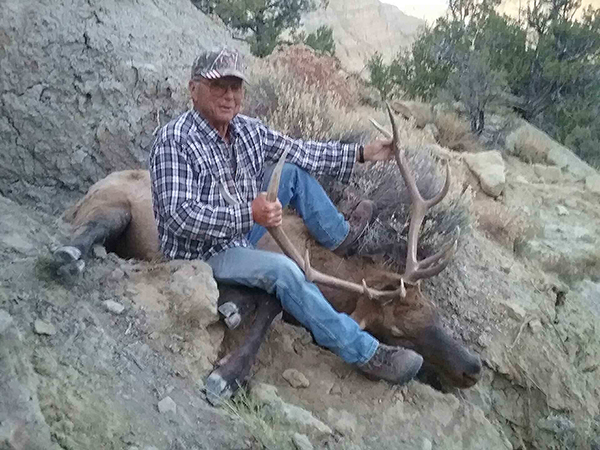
[62,170,482,388]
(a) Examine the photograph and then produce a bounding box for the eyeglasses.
[198,78,243,97]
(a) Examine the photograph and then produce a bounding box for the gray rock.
[422,438,433,450]
[283,369,310,388]
[103,300,125,315]
[326,408,357,436]
[292,433,314,450]
[556,205,569,216]
[0,309,13,335]
[0,0,247,196]
[533,164,562,184]
[528,319,543,334]
[538,415,575,434]
[110,268,126,281]
[586,174,600,194]
[34,319,56,336]
[477,332,493,348]
[157,396,177,414]
[500,302,526,321]
[93,245,108,259]
[252,383,332,435]
[464,151,506,197]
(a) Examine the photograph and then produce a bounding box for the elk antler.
[380,102,458,283]
[264,103,458,302]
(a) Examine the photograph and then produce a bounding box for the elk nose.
[466,356,483,377]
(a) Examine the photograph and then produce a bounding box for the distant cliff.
[301,0,425,73]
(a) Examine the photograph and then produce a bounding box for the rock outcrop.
[301,0,425,73]
[0,0,245,197]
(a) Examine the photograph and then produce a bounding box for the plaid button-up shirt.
[149,109,358,261]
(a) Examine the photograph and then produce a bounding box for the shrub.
[434,112,481,153]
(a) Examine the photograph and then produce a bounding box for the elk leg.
[206,292,282,406]
[217,284,262,330]
[54,209,131,272]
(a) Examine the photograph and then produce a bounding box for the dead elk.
[53,106,482,403]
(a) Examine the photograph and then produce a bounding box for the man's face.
[189,76,244,127]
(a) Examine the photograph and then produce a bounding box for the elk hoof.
[205,371,236,406]
[54,246,82,265]
[57,260,85,278]
[218,302,242,330]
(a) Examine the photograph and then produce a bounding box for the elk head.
[265,104,482,388]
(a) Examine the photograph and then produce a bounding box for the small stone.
[514,175,529,184]
[34,319,56,336]
[501,301,527,321]
[0,309,13,335]
[157,396,177,414]
[422,438,433,450]
[110,268,125,281]
[528,319,543,334]
[556,205,569,216]
[477,332,493,348]
[585,174,600,194]
[329,383,342,396]
[292,433,314,450]
[283,369,310,388]
[93,245,108,259]
[103,300,125,315]
[538,415,575,434]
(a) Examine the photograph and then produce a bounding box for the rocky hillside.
[301,0,425,73]
[2,1,600,450]
[0,0,247,208]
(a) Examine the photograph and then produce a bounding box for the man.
[149,47,423,385]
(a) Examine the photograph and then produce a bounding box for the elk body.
[54,107,482,403]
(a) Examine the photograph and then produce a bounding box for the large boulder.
[505,120,596,181]
[464,151,506,197]
[0,0,245,194]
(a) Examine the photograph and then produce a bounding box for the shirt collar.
[191,109,239,144]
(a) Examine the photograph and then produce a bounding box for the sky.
[381,0,600,23]
[381,0,448,23]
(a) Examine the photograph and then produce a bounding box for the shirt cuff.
[337,143,358,184]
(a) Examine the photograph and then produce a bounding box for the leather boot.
[358,343,423,385]
[333,200,375,256]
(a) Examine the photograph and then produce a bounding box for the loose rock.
[556,205,569,216]
[34,319,56,336]
[464,151,506,198]
[422,438,433,450]
[292,433,314,450]
[157,396,177,414]
[103,300,125,315]
[283,369,310,388]
[528,319,543,334]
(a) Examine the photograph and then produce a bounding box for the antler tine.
[265,151,407,302]
[384,102,454,283]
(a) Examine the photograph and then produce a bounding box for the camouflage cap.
[191,47,247,82]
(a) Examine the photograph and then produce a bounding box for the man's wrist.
[357,145,365,163]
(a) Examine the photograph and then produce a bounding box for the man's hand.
[362,139,394,162]
[252,192,283,227]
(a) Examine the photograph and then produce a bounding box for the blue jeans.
[207,164,378,364]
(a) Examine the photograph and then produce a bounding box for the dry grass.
[475,201,539,251]
[222,388,294,450]
[434,112,481,153]
[243,61,372,142]
[505,124,550,164]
